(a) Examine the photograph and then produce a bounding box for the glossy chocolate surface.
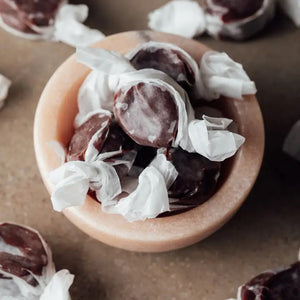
[167,148,221,205]
[114,83,179,148]
[240,262,300,300]
[130,48,195,88]
[208,0,264,22]
[0,223,47,286]
[0,0,62,33]
[67,112,111,161]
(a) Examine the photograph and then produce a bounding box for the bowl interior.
[34,31,264,252]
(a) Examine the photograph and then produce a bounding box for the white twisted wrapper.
[199,51,257,101]
[148,0,206,38]
[103,152,178,222]
[0,74,12,110]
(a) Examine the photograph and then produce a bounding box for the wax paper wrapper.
[76,47,195,152]
[206,0,275,40]
[0,74,11,110]
[279,0,300,27]
[53,4,105,47]
[0,2,104,47]
[103,152,178,222]
[148,0,206,38]
[125,41,203,98]
[49,158,122,211]
[188,115,245,161]
[0,222,73,300]
[283,120,300,161]
[199,51,257,101]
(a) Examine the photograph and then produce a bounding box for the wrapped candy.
[148,0,206,38]
[279,0,300,27]
[0,222,74,299]
[0,0,104,47]
[125,41,203,98]
[198,51,257,101]
[0,73,11,110]
[205,0,275,40]
[125,42,257,102]
[229,260,300,300]
[148,0,275,40]
[48,45,247,222]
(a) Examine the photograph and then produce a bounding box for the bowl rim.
[34,30,265,252]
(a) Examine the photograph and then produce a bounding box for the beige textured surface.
[0,1,299,299]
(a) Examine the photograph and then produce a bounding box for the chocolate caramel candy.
[0,223,48,286]
[239,262,300,300]
[0,0,63,34]
[114,83,179,148]
[207,0,264,22]
[167,148,221,206]
[130,48,195,89]
[67,112,111,161]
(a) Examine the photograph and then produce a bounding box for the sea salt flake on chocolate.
[199,51,257,101]
[283,120,300,161]
[188,115,245,161]
[148,0,206,38]
[0,74,11,110]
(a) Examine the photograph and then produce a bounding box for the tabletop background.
[0,1,300,299]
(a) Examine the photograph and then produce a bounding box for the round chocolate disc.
[114,82,179,148]
[130,47,195,89]
[67,112,111,161]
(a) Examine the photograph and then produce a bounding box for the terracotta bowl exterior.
[34,31,264,252]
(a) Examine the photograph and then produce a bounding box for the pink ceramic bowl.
[34,31,264,252]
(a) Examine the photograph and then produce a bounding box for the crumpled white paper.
[53,4,105,47]
[279,0,300,27]
[103,153,178,222]
[0,3,104,47]
[76,47,195,152]
[40,270,74,300]
[188,115,245,161]
[283,120,300,161]
[199,51,257,101]
[125,41,203,98]
[0,74,12,110]
[206,0,275,40]
[0,223,73,300]
[148,0,206,38]
[49,159,121,211]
